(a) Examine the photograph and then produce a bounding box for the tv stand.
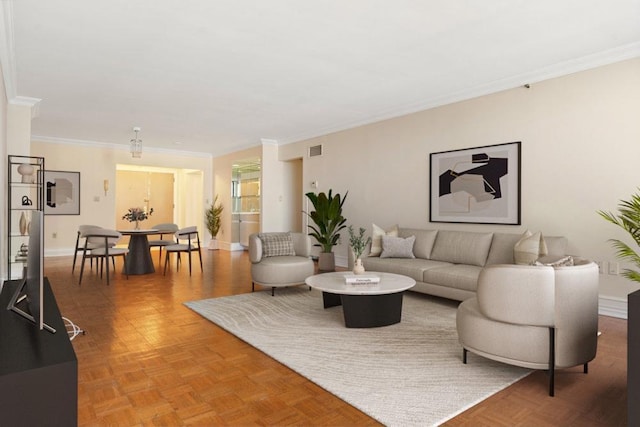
[0,278,77,425]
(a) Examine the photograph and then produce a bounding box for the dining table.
[118,229,160,275]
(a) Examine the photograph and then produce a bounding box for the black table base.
[321,290,405,328]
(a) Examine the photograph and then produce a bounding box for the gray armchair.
[456,259,599,396]
[249,232,315,296]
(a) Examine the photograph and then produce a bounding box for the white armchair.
[456,259,599,396]
[249,232,315,296]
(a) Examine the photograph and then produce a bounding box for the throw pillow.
[514,230,548,265]
[258,232,295,258]
[534,255,574,267]
[369,223,399,257]
[380,235,416,259]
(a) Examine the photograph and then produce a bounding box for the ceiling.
[9,0,640,156]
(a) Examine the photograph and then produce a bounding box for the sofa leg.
[584,363,588,374]
[462,348,467,364]
[252,282,255,292]
[271,287,275,296]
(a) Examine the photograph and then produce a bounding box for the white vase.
[17,163,35,184]
[208,239,219,250]
[353,258,365,274]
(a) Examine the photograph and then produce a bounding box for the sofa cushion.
[362,257,451,283]
[485,232,521,265]
[430,230,494,267]
[258,232,295,258]
[369,223,399,257]
[399,228,438,259]
[424,264,483,292]
[380,235,416,259]
[514,230,548,265]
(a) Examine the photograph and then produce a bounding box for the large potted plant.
[599,190,640,283]
[305,189,348,271]
[205,194,224,250]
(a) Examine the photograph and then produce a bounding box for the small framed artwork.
[44,170,81,215]
[429,141,521,225]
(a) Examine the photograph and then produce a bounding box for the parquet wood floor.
[43,249,627,426]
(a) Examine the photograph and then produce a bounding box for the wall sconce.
[103,179,109,196]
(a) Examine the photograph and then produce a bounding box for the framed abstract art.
[429,141,521,225]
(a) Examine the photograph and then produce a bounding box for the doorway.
[231,158,261,248]
[115,170,175,230]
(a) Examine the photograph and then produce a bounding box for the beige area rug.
[185,287,530,426]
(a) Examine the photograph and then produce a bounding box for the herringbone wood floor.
[44,249,626,426]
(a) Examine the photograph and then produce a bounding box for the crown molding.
[281,42,640,146]
[0,0,16,100]
[10,95,41,118]
[31,134,214,159]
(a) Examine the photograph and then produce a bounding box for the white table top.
[305,271,415,296]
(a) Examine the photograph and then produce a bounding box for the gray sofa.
[348,228,568,301]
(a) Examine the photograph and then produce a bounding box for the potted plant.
[305,189,348,271]
[348,225,371,274]
[205,195,224,250]
[598,190,640,283]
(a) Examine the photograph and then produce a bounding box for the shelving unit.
[7,155,44,280]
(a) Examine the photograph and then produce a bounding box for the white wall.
[278,58,640,309]
[0,61,7,281]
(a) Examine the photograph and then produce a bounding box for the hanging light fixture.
[130,126,142,158]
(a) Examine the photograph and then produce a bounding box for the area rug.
[185,287,530,426]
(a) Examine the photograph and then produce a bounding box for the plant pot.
[318,252,335,272]
[208,239,219,250]
[353,258,365,275]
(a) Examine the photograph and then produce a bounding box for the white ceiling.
[9,0,640,156]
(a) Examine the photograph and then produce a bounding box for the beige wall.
[31,140,212,255]
[277,58,640,306]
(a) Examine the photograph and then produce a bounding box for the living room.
[1,1,640,425]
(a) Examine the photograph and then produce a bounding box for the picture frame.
[44,170,80,215]
[429,141,521,225]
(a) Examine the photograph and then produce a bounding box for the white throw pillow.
[369,223,399,257]
[380,235,416,259]
[514,230,548,265]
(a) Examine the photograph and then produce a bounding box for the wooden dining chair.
[163,226,203,276]
[78,229,129,286]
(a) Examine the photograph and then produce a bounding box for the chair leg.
[198,248,203,272]
[462,348,467,364]
[272,287,275,296]
[164,252,170,275]
[549,327,555,397]
[584,363,588,374]
[252,282,255,292]
[105,255,110,286]
[158,247,163,266]
[188,251,192,276]
[78,254,87,285]
[123,254,129,279]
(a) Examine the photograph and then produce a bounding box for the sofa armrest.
[477,264,555,327]
[291,232,311,257]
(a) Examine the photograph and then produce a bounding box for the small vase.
[134,220,140,230]
[17,163,35,184]
[19,212,28,235]
[353,258,365,275]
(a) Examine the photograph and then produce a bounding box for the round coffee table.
[305,271,416,328]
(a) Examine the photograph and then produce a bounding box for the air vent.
[308,144,323,157]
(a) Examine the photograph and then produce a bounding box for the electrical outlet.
[596,260,606,274]
[608,261,619,275]
[52,232,57,239]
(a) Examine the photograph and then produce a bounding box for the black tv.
[6,210,56,333]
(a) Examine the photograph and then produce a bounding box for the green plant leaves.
[305,189,348,253]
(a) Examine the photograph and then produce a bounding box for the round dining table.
[118,229,160,275]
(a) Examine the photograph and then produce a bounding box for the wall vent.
[308,144,323,157]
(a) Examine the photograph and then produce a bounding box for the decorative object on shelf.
[305,189,348,272]
[19,211,28,235]
[205,194,224,250]
[130,126,142,158]
[348,225,371,275]
[429,141,521,225]
[598,189,640,283]
[21,195,33,206]
[17,163,36,183]
[44,170,81,215]
[122,207,154,230]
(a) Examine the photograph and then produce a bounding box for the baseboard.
[599,295,627,319]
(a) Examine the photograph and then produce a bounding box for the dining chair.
[163,226,203,276]
[148,223,179,265]
[72,224,110,273]
[78,229,129,286]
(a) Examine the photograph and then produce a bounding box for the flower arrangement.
[348,225,371,260]
[122,207,153,229]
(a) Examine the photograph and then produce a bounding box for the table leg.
[123,234,155,275]
[341,291,404,328]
